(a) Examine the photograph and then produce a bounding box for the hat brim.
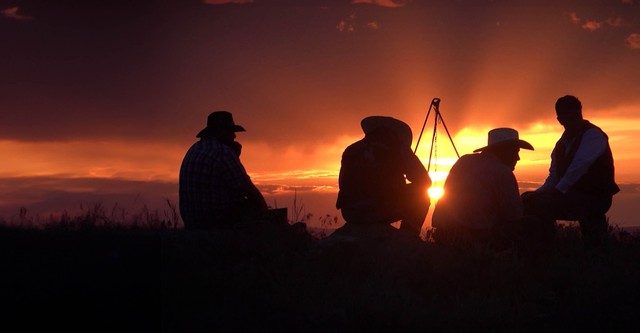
[196,125,246,138]
[361,116,413,148]
[473,139,534,153]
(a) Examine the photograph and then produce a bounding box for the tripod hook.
[413,97,460,159]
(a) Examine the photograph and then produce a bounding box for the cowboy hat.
[473,127,534,153]
[361,116,413,148]
[196,111,246,138]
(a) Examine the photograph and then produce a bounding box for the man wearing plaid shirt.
[179,111,268,229]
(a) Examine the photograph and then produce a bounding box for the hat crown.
[487,128,519,146]
[361,116,413,148]
[196,111,245,137]
[207,111,236,129]
[473,127,534,152]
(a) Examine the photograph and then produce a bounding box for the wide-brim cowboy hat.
[361,116,413,148]
[196,111,246,138]
[473,127,534,153]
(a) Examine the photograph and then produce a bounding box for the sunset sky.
[1,0,639,228]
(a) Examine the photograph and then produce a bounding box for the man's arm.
[555,128,607,193]
[401,147,431,187]
[535,145,559,193]
[497,170,523,222]
[246,182,268,211]
[221,148,268,211]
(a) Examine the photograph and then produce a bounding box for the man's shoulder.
[455,153,484,164]
[193,138,228,149]
[186,138,231,157]
[454,153,509,173]
[578,121,608,142]
[342,139,367,154]
[580,120,605,133]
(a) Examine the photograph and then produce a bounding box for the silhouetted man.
[432,128,536,247]
[179,111,268,230]
[335,116,431,238]
[522,95,619,248]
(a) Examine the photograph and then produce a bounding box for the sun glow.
[428,186,444,200]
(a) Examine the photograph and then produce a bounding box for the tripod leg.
[436,110,460,158]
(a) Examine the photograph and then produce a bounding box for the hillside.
[2,222,640,332]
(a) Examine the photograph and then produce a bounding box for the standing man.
[335,116,431,238]
[522,95,619,248]
[179,111,268,230]
[432,128,536,247]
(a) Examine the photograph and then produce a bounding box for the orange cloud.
[336,20,355,33]
[1,6,33,20]
[203,0,253,4]
[367,21,380,30]
[582,20,602,31]
[0,139,183,182]
[627,33,640,49]
[351,0,408,7]
[336,11,381,32]
[569,12,581,25]
[568,12,624,31]
[607,17,624,27]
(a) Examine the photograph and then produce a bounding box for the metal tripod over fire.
[413,98,460,172]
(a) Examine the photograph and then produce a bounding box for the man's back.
[337,137,406,212]
[179,137,250,228]
[433,153,522,230]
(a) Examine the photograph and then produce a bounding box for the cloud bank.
[351,0,408,7]
[203,0,254,4]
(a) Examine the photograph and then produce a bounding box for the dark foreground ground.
[2,222,640,332]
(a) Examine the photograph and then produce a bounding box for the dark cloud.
[0,0,639,148]
[617,183,640,194]
[204,0,254,4]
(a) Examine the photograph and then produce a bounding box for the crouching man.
[335,116,431,239]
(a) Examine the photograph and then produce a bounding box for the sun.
[428,186,444,200]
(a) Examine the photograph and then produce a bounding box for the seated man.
[179,111,268,230]
[432,128,538,248]
[522,95,620,248]
[335,116,431,238]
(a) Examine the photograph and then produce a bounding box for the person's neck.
[564,119,586,135]
[204,135,233,145]
[482,150,515,171]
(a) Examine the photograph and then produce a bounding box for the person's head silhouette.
[474,128,534,171]
[196,111,246,144]
[555,95,584,130]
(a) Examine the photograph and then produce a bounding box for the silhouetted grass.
[1,200,181,231]
[2,211,639,332]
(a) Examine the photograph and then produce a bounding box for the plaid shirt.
[179,137,256,228]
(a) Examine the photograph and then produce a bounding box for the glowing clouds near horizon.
[0,139,183,181]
